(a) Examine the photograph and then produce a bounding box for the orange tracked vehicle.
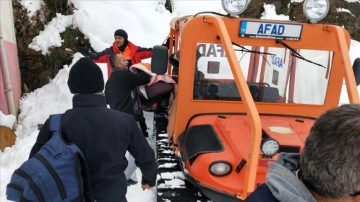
[152,0,360,201]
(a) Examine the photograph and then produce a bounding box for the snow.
[19,0,42,18]
[29,13,74,55]
[1,1,360,202]
[336,8,355,17]
[261,4,289,20]
[0,112,16,129]
[345,0,360,3]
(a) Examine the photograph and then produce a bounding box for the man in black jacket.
[30,57,157,202]
[105,53,152,184]
[105,53,151,136]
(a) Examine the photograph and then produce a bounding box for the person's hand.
[141,184,153,190]
[169,53,179,67]
[127,59,132,68]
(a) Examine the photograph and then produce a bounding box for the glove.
[127,59,132,69]
[169,53,179,67]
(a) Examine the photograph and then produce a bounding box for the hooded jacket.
[30,94,157,202]
[245,153,316,202]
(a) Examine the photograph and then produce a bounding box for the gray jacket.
[266,153,316,202]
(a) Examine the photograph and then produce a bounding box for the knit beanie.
[67,57,104,94]
[114,29,128,40]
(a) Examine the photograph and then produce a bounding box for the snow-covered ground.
[1,1,360,202]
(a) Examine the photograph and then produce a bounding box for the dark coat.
[105,69,150,116]
[30,94,157,202]
[245,184,279,202]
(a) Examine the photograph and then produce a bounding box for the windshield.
[193,43,333,105]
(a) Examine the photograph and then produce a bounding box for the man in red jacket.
[84,29,152,77]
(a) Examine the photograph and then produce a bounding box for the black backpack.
[6,114,93,202]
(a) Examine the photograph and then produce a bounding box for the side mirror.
[151,45,168,75]
[353,58,360,85]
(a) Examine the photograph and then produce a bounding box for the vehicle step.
[157,188,209,202]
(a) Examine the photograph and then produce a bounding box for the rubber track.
[154,111,211,202]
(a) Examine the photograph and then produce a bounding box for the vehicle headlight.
[261,138,280,157]
[221,0,249,17]
[209,161,232,176]
[303,0,330,23]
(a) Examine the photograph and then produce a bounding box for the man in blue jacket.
[30,57,157,202]
[246,104,360,202]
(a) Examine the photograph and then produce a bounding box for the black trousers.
[138,115,148,138]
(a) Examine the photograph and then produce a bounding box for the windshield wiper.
[232,42,274,55]
[275,39,326,68]
[231,41,274,66]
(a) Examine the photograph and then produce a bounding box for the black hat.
[67,57,104,94]
[114,29,128,40]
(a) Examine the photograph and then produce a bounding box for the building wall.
[0,0,21,115]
